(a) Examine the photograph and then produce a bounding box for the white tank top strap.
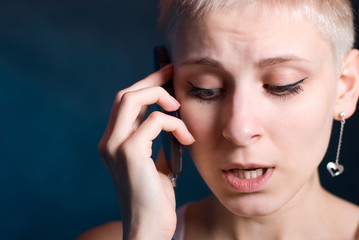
[172,203,190,240]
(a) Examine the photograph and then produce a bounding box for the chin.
[215,191,287,218]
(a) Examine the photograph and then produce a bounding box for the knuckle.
[115,89,127,102]
[102,138,118,160]
[98,135,117,162]
[104,136,133,161]
[147,111,164,122]
[153,85,164,93]
[118,90,129,102]
[156,86,170,97]
[116,139,132,160]
[119,91,136,106]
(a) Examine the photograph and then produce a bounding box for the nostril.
[221,98,263,147]
[222,125,261,147]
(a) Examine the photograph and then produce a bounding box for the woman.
[79,0,359,239]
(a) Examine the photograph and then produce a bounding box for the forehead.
[171,7,332,67]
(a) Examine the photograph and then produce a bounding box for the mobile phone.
[154,46,183,176]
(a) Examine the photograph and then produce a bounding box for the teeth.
[244,171,251,179]
[232,168,265,179]
[239,170,245,179]
[256,168,263,176]
[250,170,257,178]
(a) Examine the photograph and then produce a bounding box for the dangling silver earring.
[327,112,346,177]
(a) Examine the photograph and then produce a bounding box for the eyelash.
[188,82,224,103]
[188,77,307,103]
[263,77,307,99]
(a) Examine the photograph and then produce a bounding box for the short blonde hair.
[158,0,355,67]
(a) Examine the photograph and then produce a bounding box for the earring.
[327,112,346,177]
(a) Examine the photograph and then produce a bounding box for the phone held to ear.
[154,45,183,177]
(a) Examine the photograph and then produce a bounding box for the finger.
[100,66,174,153]
[128,64,173,92]
[128,111,195,153]
[99,65,173,144]
[115,64,173,106]
[119,86,180,123]
[109,87,181,146]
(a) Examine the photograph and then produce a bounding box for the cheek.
[179,102,221,139]
[179,101,225,168]
[274,86,335,170]
[280,113,331,170]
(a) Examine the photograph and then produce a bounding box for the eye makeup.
[187,81,225,103]
[186,76,307,104]
[264,77,307,99]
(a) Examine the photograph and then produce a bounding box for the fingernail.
[170,97,180,107]
[174,100,181,108]
[188,133,196,143]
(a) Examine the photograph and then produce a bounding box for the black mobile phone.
[154,46,183,176]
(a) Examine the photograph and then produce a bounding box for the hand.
[98,64,195,240]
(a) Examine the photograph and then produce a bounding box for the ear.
[334,49,359,121]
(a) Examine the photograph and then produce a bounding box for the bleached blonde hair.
[158,0,355,67]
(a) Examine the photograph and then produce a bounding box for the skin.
[174,9,336,217]
[77,6,359,240]
[170,9,359,239]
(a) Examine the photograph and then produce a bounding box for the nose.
[222,90,262,147]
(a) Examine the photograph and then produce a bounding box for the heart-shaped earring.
[327,112,345,177]
[326,162,344,177]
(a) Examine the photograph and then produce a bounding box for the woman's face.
[172,8,339,216]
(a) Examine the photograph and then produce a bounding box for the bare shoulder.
[76,221,123,240]
[340,201,359,240]
[325,192,359,239]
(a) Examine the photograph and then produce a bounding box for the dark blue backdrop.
[1,1,358,239]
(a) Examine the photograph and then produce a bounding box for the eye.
[264,77,307,99]
[187,81,225,103]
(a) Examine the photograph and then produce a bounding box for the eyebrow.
[179,57,224,69]
[179,55,309,69]
[258,55,309,67]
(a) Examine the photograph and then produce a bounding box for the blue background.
[1,1,358,239]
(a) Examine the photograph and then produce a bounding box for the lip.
[223,167,274,193]
[223,162,272,171]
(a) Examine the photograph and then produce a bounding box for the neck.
[208,171,328,239]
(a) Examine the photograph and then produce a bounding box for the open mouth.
[224,167,274,192]
[231,168,268,180]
